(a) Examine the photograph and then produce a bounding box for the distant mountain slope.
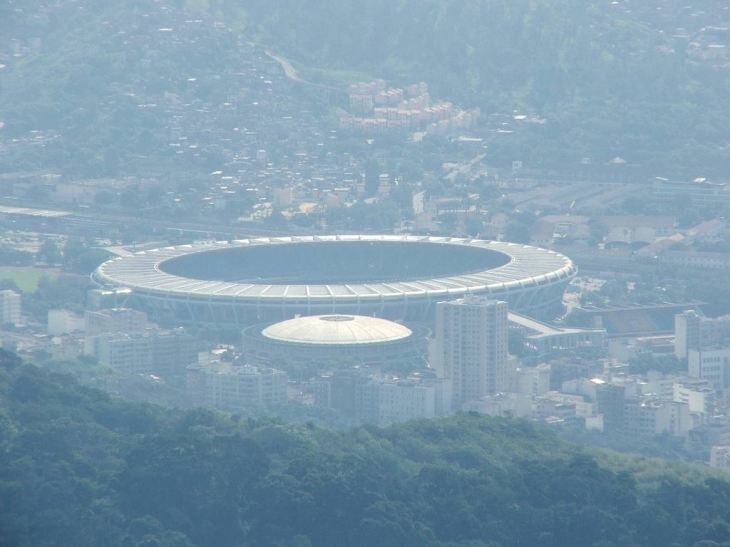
[240,0,730,176]
[2,350,730,546]
[0,1,322,179]
[1,0,728,178]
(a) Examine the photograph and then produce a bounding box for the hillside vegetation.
[2,350,730,546]
[1,0,728,178]
[239,0,729,175]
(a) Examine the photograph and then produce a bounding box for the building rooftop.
[262,314,412,346]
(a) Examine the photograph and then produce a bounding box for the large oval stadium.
[92,235,576,326]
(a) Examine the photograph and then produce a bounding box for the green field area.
[0,267,59,293]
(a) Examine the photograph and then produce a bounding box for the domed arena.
[93,235,576,326]
[242,314,425,368]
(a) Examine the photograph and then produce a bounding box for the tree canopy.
[2,0,728,178]
[2,350,730,546]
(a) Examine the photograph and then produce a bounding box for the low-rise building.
[89,328,198,382]
[311,369,450,425]
[513,364,551,396]
[509,312,606,358]
[538,391,595,423]
[599,215,676,245]
[688,347,730,390]
[624,398,692,437]
[673,378,715,415]
[187,359,288,411]
[652,178,730,207]
[659,250,730,271]
[374,376,449,426]
[48,309,85,336]
[710,445,730,468]
[531,215,591,246]
[84,307,148,335]
[462,392,533,418]
[84,307,149,354]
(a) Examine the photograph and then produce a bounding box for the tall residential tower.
[431,297,509,410]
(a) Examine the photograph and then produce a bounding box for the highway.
[0,198,301,240]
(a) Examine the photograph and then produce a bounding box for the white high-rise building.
[0,290,21,326]
[675,310,700,359]
[431,297,509,410]
[674,310,730,359]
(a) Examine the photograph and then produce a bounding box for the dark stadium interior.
[159,241,512,284]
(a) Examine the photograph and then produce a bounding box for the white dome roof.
[261,315,412,346]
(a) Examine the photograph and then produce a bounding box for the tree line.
[2,350,730,546]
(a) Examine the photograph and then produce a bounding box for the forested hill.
[2,0,729,178]
[2,350,730,547]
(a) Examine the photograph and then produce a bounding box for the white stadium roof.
[261,314,412,345]
[93,235,576,302]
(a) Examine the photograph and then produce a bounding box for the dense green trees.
[62,238,111,274]
[3,350,730,546]
[21,274,91,320]
[36,240,62,266]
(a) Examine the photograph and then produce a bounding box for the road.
[0,198,301,240]
[261,47,343,93]
[265,49,304,83]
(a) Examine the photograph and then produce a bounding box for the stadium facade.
[92,235,576,326]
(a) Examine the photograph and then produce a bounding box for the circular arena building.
[93,235,576,326]
[243,314,425,368]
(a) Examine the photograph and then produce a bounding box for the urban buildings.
[84,307,150,354]
[84,307,148,339]
[599,215,676,246]
[710,445,730,468]
[674,310,730,359]
[673,378,715,415]
[374,376,446,426]
[311,369,450,426]
[338,80,480,135]
[0,289,21,326]
[462,392,534,419]
[88,328,199,382]
[652,178,730,207]
[187,353,288,411]
[688,347,730,390]
[624,398,693,437]
[513,363,551,397]
[47,309,85,336]
[431,297,509,410]
[508,311,606,359]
